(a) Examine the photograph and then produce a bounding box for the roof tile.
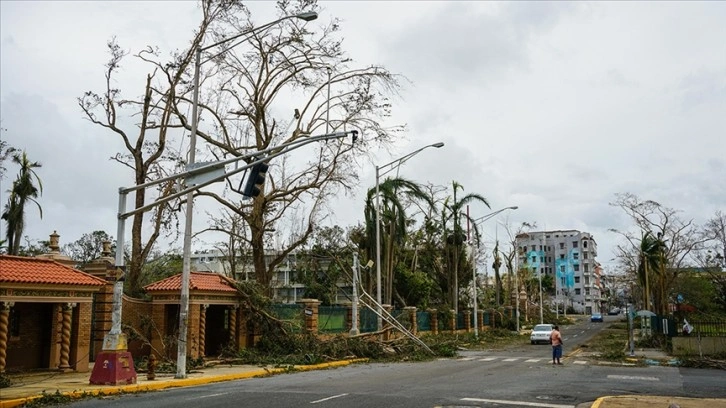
[144,271,238,293]
[0,255,106,286]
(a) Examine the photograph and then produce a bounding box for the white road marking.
[607,374,659,381]
[479,357,497,361]
[573,361,587,365]
[461,397,575,407]
[192,393,230,399]
[460,357,475,361]
[502,358,519,362]
[310,393,349,404]
[525,359,542,362]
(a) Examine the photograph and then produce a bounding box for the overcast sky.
[1,1,724,270]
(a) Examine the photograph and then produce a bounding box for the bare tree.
[609,192,709,315]
[165,2,403,293]
[78,1,241,295]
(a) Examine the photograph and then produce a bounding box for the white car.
[530,324,555,345]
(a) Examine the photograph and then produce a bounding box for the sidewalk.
[0,359,364,408]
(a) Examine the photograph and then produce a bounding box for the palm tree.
[365,177,434,306]
[442,181,490,314]
[638,231,668,314]
[1,151,43,255]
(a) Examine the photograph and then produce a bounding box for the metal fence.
[269,303,304,333]
[318,305,348,333]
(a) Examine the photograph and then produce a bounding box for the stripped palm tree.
[365,177,434,306]
[442,181,490,314]
[638,231,668,315]
[1,151,43,255]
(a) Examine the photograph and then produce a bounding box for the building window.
[575,276,580,284]
[560,265,565,273]
[574,264,580,272]
[560,254,565,260]
[573,253,579,260]
[531,256,536,263]
[583,241,588,248]
[559,242,565,250]
[9,307,20,337]
[585,288,590,295]
[575,288,581,295]
[584,264,589,272]
[572,241,578,248]
[583,252,588,259]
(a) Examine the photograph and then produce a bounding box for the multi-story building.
[515,230,602,314]
[189,249,352,304]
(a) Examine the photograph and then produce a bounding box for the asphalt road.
[67,316,726,408]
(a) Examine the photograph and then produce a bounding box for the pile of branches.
[678,356,726,370]
[221,282,452,365]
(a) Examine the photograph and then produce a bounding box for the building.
[190,249,353,305]
[515,230,602,314]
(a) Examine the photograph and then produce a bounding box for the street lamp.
[374,142,444,330]
[178,11,317,379]
[467,206,518,337]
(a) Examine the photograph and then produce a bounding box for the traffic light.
[242,162,269,198]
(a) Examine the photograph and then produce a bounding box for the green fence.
[318,305,348,333]
[269,303,304,333]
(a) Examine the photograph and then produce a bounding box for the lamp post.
[177,11,317,379]
[375,142,444,330]
[539,231,545,324]
[467,206,518,337]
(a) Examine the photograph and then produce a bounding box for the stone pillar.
[72,302,93,372]
[464,310,472,333]
[428,309,438,335]
[404,307,417,335]
[0,302,12,373]
[297,299,320,333]
[228,306,238,348]
[150,304,166,360]
[477,310,484,331]
[449,309,456,333]
[199,305,208,358]
[59,303,76,371]
[49,304,62,370]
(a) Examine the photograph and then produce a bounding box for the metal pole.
[350,253,360,336]
[177,47,201,379]
[375,165,383,331]
[539,232,544,325]
[627,303,635,356]
[110,190,127,336]
[472,243,478,338]
[515,245,519,333]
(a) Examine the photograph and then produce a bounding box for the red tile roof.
[0,255,106,286]
[144,271,238,293]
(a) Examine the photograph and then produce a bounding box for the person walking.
[550,325,563,365]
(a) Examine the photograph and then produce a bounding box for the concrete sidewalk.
[0,359,364,408]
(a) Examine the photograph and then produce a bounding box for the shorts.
[552,344,562,359]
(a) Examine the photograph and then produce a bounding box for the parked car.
[530,324,555,344]
[591,313,604,322]
[608,308,620,315]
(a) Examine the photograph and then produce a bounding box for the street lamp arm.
[377,142,444,178]
[121,130,358,218]
[201,12,317,52]
[471,206,519,225]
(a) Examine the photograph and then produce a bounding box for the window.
[572,241,578,248]
[584,264,589,272]
[583,252,588,259]
[583,241,588,248]
[574,264,580,272]
[574,276,580,283]
[531,256,536,263]
[559,242,565,250]
[575,288,581,295]
[560,265,565,273]
[585,288,590,295]
[560,254,565,260]
[573,253,579,260]
[540,256,544,263]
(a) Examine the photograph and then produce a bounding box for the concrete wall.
[672,336,726,356]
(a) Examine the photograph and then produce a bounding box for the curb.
[0,359,368,408]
